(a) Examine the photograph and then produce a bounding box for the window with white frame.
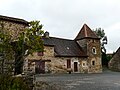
[92,47,96,54]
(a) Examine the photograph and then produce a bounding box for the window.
[92,47,96,54]
[37,52,44,56]
[67,59,71,68]
[83,63,85,66]
[92,39,95,43]
[92,61,95,66]
[82,61,87,67]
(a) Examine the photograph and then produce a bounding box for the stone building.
[0,15,28,74]
[109,47,120,71]
[0,15,28,40]
[25,24,102,74]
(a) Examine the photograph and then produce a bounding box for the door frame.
[35,61,45,74]
[74,62,78,72]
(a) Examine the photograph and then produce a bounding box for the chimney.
[44,31,49,38]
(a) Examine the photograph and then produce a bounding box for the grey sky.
[0,0,120,53]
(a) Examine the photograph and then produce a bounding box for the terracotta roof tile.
[75,24,99,40]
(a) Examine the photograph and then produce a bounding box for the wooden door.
[67,59,71,68]
[74,62,78,72]
[35,61,45,74]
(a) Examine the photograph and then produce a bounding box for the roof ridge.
[84,24,88,37]
[44,36,73,41]
[115,47,120,53]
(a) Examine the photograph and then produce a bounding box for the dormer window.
[67,47,69,50]
[92,47,96,54]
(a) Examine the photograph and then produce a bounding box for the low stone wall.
[35,81,61,90]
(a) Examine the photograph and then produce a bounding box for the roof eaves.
[0,15,29,25]
[55,55,88,57]
[75,37,100,41]
[44,44,55,46]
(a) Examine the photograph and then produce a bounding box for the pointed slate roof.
[75,24,99,40]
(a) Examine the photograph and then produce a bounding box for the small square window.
[92,39,95,43]
[82,61,87,67]
[83,63,85,66]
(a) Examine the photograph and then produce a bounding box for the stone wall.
[87,39,102,73]
[0,20,27,41]
[0,19,27,75]
[26,45,101,74]
[77,39,102,73]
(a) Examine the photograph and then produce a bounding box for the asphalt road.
[36,71,120,90]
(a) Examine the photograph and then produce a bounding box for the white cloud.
[105,22,120,53]
[0,0,120,52]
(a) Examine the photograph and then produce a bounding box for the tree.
[13,21,44,74]
[94,28,107,53]
[0,21,44,74]
[94,28,105,39]
[0,22,27,90]
[94,28,108,67]
[0,20,44,90]
[0,22,14,75]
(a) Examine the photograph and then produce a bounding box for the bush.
[0,75,31,90]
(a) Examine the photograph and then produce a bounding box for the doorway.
[74,62,78,72]
[35,61,45,74]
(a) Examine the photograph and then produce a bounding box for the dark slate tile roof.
[111,47,120,60]
[0,15,28,25]
[109,47,120,71]
[42,37,87,57]
[75,24,99,40]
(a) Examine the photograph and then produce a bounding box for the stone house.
[25,24,102,74]
[0,15,28,74]
[0,15,28,40]
[108,47,120,71]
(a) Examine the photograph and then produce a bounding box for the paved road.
[36,71,120,90]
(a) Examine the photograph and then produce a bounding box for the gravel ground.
[35,70,120,90]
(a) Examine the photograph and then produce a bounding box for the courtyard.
[35,70,120,90]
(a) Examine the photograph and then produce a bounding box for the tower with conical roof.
[75,24,102,73]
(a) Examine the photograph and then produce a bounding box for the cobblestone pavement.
[35,71,120,90]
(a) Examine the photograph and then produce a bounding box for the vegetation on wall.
[14,21,44,74]
[0,20,44,89]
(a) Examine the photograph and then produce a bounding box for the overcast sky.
[0,0,120,53]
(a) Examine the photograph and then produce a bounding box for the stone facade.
[0,15,28,74]
[24,24,102,74]
[25,46,86,74]
[0,19,27,41]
